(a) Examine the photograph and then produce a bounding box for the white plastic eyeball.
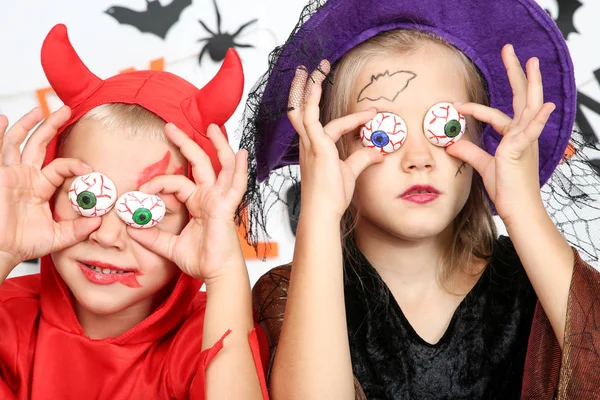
[115,191,166,229]
[69,172,118,217]
[360,112,407,154]
[423,102,466,147]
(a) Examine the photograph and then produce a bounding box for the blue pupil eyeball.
[371,130,390,148]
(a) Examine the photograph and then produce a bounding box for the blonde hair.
[322,30,497,287]
[59,103,167,148]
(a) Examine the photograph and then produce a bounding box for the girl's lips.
[401,193,439,204]
[399,185,440,204]
[77,261,142,288]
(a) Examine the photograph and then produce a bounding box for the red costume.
[0,24,269,399]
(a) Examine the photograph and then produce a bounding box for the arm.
[504,205,573,346]
[128,123,266,400]
[0,259,15,285]
[448,46,573,347]
[201,234,265,400]
[267,62,381,400]
[253,265,368,400]
[271,212,354,400]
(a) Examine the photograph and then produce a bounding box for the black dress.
[344,236,538,399]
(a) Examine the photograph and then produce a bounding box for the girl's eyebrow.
[136,151,172,186]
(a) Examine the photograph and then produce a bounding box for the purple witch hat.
[244,0,575,185]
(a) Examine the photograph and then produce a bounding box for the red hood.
[39,256,202,344]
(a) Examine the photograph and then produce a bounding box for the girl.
[243,0,600,398]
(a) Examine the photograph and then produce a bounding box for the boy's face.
[51,118,188,316]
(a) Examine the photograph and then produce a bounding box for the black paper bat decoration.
[357,70,417,103]
[546,0,583,40]
[105,0,192,39]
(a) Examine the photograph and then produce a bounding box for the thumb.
[126,226,176,261]
[445,140,492,176]
[345,147,384,178]
[52,217,101,252]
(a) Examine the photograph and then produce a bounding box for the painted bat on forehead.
[105,0,192,39]
[357,70,417,103]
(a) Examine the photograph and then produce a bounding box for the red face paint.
[77,260,142,288]
[54,213,65,222]
[136,151,171,187]
[173,165,185,175]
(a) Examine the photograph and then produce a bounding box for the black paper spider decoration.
[197,0,257,65]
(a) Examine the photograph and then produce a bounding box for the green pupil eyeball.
[77,191,97,209]
[132,208,152,225]
[444,120,461,138]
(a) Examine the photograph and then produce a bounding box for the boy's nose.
[88,210,127,250]
[400,127,436,172]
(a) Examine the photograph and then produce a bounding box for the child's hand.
[287,61,383,219]
[126,123,247,284]
[0,107,101,268]
[445,44,554,227]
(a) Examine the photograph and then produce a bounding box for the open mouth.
[81,263,131,275]
[77,261,141,288]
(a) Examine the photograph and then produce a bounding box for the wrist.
[203,261,249,289]
[0,252,17,282]
[502,201,550,233]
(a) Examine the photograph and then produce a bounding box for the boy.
[0,24,267,399]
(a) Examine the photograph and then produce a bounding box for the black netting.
[542,128,600,264]
[235,0,329,254]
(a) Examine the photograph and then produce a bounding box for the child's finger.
[207,124,236,191]
[164,123,216,186]
[126,226,176,261]
[229,149,248,201]
[303,60,330,104]
[323,108,377,143]
[21,106,71,168]
[454,103,512,135]
[515,102,555,150]
[52,217,102,253]
[303,79,325,146]
[288,66,310,147]
[2,108,44,166]
[344,147,384,179]
[0,115,8,165]
[517,57,544,129]
[139,174,196,205]
[501,44,528,123]
[444,140,493,178]
[40,158,94,198]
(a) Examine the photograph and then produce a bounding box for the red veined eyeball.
[68,172,117,217]
[115,191,166,229]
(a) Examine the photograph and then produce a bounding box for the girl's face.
[347,43,477,241]
[51,119,189,318]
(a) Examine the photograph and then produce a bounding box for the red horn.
[41,24,103,107]
[190,49,244,131]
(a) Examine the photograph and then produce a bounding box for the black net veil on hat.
[236,0,600,266]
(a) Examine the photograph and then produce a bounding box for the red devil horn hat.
[40,24,244,175]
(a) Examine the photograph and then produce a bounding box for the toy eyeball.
[360,112,407,154]
[69,172,118,217]
[423,102,466,147]
[115,191,166,229]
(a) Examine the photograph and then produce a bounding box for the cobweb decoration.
[542,129,600,265]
